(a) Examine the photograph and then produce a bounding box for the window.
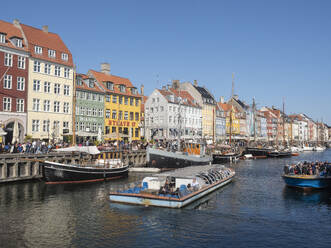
[44,82,50,93]
[54,101,60,112]
[3,97,11,111]
[106,82,113,90]
[160,106,164,111]
[119,96,123,104]
[130,112,133,121]
[135,112,139,121]
[169,106,172,111]
[43,120,50,132]
[119,111,123,120]
[135,128,139,137]
[98,95,103,102]
[89,80,94,88]
[112,95,117,103]
[92,94,96,101]
[4,75,12,89]
[106,109,110,118]
[135,98,139,106]
[152,98,155,103]
[130,98,134,106]
[64,85,70,96]
[80,122,85,132]
[43,100,50,112]
[16,77,25,91]
[92,108,97,116]
[54,66,60,76]
[98,109,103,117]
[112,110,117,119]
[105,126,110,134]
[79,106,84,115]
[92,123,97,132]
[54,83,60,94]
[64,68,70,78]
[33,61,40,72]
[63,122,69,130]
[80,91,85,99]
[14,38,22,48]
[119,127,122,133]
[106,95,110,102]
[112,127,116,133]
[16,99,24,112]
[17,56,25,69]
[124,111,128,120]
[4,53,13,67]
[32,120,40,132]
[86,93,91,100]
[61,53,68,61]
[34,46,42,54]
[124,97,128,105]
[87,108,92,116]
[120,85,125,92]
[0,33,5,43]
[44,64,51,74]
[33,98,40,111]
[63,102,69,113]
[169,116,172,123]
[48,49,56,58]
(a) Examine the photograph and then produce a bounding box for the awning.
[76,131,98,137]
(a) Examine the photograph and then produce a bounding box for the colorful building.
[88,63,141,142]
[21,23,74,142]
[0,19,29,144]
[75,74,105,144]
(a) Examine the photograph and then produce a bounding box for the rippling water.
[1,150,331,248]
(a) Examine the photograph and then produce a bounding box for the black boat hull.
[245,147,271,156]
[42,161,129,184]
[212,154,240,164]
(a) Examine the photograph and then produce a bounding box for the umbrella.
[97,126,102,142]
[12,120,19,144]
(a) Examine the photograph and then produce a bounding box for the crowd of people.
[284,161,331,177]
[0,141,71,154]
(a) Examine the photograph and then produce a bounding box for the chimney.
[13,19,20,27]
[140,84,144,96]
[42,25,48,33]
[101,63,110,74]
[220,96,225,103]
[172,80,180,89]
[194,80,198,86]
[162,86,166,90]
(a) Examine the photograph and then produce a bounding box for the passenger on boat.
[192,178,200,191]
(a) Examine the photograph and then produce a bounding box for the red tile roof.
[218,102,231,112]
[141,95,148,112]
[20,23,73,67]
[89,70,141,98]
[0,20,28,52]
[158,88,200,108]
[76,73,104,93]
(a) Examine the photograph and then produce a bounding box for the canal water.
[1,150,331,248]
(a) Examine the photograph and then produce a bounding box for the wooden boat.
[212,151,241,163]
[109,165,235,208]
[41,146,129,184]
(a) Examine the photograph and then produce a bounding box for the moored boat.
[282,161,331,189]
[109,165,235,208]
[212,151,241,163]
[41,146,129,184]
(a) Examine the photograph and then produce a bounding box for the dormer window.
[119,85,126,93]
[89,80,94,88]
[106,81,114,90]
[76,79,83,86]
[48,49,56,58]
[34,46,42,54]
[61,53,68,61]
[11,38,22,48]
[131,88,137,95]
[0,33,5,43]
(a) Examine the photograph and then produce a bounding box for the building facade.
[75,74,105,144]
[89,64,141,142]
[0,20,29,144]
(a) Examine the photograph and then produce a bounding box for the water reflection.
[282,186,331,204]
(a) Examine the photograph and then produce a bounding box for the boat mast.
[72,66,76,146]
[252,97,256,143]
[282,97,285,146]
[229,73,234,146]
[177,87,182,151]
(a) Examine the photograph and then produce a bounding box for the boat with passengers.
[282,161,331,189]
[109,165,235,208]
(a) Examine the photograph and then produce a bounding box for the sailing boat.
[146,87,212,168]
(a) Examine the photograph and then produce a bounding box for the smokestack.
[140,84,144,96]
[101,63,110,74]
[42,25,48,33]
[220,96,225,103]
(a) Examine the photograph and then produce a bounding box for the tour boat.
[313,146,326,152]
[41,146,129,184]
[109,165,235,208]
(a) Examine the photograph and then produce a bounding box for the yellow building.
[89,64,141,142]
[219,103,240,135]
[21,24,74,141]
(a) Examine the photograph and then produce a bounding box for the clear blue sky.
[3,0,331,124]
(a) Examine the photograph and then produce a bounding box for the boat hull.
[282,175,331,189]
[245,147,271,156]
[147,147,212,168]
[42,161,129,184]
[212,153,240,164]
[109,175,234,208]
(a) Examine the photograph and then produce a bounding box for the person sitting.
[192,178,199,191]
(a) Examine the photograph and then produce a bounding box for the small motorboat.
[109,165,235,208]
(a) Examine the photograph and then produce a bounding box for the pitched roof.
[0,20,28,52]
[194,85,215,102]
[89,70,141,97]
[76,73,104,94]
[218,102,232,112]
[158,88,200,108]
[141,96,148,112]
[20,23,73,67]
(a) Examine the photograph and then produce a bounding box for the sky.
[2,0,331,124]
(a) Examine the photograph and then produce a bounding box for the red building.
[0,19,29,144]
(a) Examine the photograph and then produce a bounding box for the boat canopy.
[55,146,101,155]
